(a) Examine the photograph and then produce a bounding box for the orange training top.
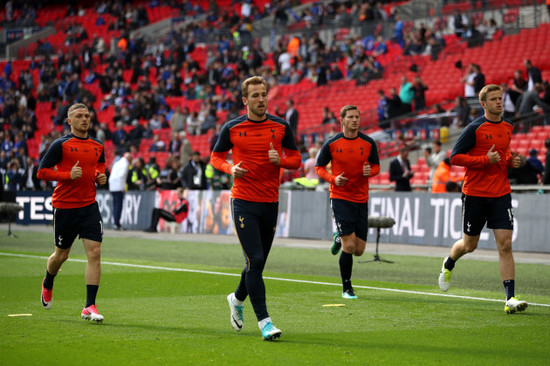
[37,134,105,209]
[315,132,380,203]
[210,113,301,203]
[450,116,514,197]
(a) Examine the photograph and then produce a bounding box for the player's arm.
[366,140,381,178]
[450,125,489,168]
[315,141,336,184]
[96,147,107,185]
[37,140,72,181]
[210,124,236,176]
[278,124,301,170]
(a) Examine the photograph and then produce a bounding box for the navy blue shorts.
[330,198,369,241]
[462,194,514,236]
[53,202,103,249]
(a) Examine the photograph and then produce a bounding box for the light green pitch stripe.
[2,252,549,307]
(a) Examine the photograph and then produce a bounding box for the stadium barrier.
[13,190,550,253]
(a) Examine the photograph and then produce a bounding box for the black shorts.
[331,198,368,241]
[462,194,514,236]
[53,202,103,249]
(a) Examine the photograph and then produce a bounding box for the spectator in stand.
[452,96,471,127]
[303,146,319,182]
[168,131,182,156]
[181,151,207,190]
[518,83,550,116]
[149,134,166,152]
[399,77,414,114]
[186,110,203,136]
[159,156,181,190]
[389,147,414,192]
[285,99,299,138]
[451,9,466,38]
[527,149,544,182]
[373,35,387,57]
[462,63,477,100]
[387,87,402,120]
[501,83,516,119]
[377,89,389,128]
[473,64,486,97]
[509,70,527,109]
[425,140,447,184]
[543,139,550,185]
[328,62,344,82]
[112,121,128,150]
[411,75,428,111]
[392,13,404,46]
[170,105,187,133]
[524,59,542,91]
[322,106,337,125]
[179,131,193,166]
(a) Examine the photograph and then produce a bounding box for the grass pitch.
[1,230,549,365]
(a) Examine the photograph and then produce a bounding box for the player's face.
[243,83,268,121]
[341,109,360,133]
[482,90,503,118]
[68,108,91,137]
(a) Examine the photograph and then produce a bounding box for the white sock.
[231,293,244,307]
[258,317,272,330]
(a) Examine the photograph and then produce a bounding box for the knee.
[354,247,365,256]
[497,239,513,254]
[87,246,102,262]
[54,251,70,263]
[463,242,477,253]
[247,257,265,272]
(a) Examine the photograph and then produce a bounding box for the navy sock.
[503,280,515,300]
[444,257,456,271]
[339,251,353,291]
[43,270,56,290]
[86,285,99,308]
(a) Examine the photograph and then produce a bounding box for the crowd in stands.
[1,0,550,195]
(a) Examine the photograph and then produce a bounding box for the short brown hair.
[339,105,359,119]
[241,76,268,98]
[478,84,501,103]
[67,103,89,117]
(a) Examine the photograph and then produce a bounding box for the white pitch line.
[2,252,549,307]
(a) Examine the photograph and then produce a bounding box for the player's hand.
[268,142,280,166]
[363,162,371,177]
[334,172,349,186]
[231,161,248,179]
[96,172,107,185]
[511,151,521,168]
[70,161,82,180]
[487,144,501,164]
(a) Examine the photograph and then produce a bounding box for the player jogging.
[210,76,301,340]
[37,103,108,323]
[315,105,380,299]
[437,84,528,314]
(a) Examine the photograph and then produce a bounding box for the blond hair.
[478,84,502,103]
[241,76,268,98]
[67,103,89,117]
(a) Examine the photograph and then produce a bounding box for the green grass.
[1,230,549,365]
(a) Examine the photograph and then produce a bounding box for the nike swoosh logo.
[232,316,242,329]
